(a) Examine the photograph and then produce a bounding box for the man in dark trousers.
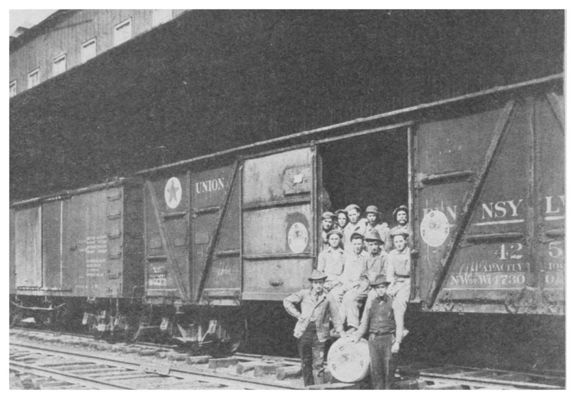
[351,274,404,389]
[283,270,343,387]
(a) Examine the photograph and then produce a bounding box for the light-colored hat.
[322,211,336,220]
[350,232,364,241]
[393,205,409,218]
[389,227,410,239]
[327,229,343,239]
[365,205,380,215]
[345,204,361,213]
[364,230,383,244]
[308,269,328,281]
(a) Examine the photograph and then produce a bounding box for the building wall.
[9,9,186,96]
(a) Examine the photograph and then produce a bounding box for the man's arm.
[283,290,304,319]
[392,301,404,353]
[327,293,344,336]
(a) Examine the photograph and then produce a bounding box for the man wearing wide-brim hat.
[351,274,404,389]
[361,230,387,283]
[284,269,344,386]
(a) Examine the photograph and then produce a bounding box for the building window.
[28,68,40,89]
[52,53,67,77]
[10,80,17,97]
[114,18,132,46]
[81,38,97,63]
[152,10,172,27]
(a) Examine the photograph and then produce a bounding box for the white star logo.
[164,177,182,209]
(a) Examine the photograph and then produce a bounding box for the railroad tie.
[276,365,301,380]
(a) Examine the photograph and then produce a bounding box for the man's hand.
[350,333,361,343]
[391,341,400,354]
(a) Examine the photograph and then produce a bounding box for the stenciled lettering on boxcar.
[148,264,169,287]
[194,177,226,194]
[420,193,565,291]
[83,235,108,278]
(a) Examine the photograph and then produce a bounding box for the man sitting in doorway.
[340,230,386,332]
[339,233,368,330]
[385,205,413,252]
[343,204,367,253]
[364,205,390,251]
[317,229,345,298]
[320,211,336,251]
[335,209,348,234]
[387,230,412,340]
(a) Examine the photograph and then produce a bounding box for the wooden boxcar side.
[138,76,564,316]
[412,85,564,314]
[143,164,241,306]
[10,179,144,300]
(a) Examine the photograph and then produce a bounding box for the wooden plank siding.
[9,10,186,96]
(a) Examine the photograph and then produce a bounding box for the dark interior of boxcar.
[319,130,408,224]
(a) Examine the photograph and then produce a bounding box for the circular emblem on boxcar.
[287,222,309,254]
[420,210,450,247]
[164,177,182,209]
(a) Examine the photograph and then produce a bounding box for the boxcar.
[10,178,144,330]
[10,75,564,351]
[137,74,564,317]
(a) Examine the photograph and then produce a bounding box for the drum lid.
[326,337,370,383]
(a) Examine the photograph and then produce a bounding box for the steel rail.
[10,361,133,389]
[418,369,564,390]
[10,341,295,390]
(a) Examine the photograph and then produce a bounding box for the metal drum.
[326,337,370,383]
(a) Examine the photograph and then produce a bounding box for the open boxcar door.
[242,147,316,301]
[412,86,564,314]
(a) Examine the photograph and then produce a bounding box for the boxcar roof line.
[137,73,563,176]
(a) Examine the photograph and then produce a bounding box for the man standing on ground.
[283,270,344,387]
[351,274,403,389]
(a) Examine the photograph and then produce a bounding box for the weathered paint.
[42,201,62,289]
[14,206,42,288]
[144,173,190,300]
[242,148,314,300]
[413,88,564,314]
[190,165,238,302]
[12,181,143,298]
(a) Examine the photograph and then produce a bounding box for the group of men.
[284,204,413,389]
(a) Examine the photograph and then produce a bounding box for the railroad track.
[10,342,299,389]
[10,328,564,389]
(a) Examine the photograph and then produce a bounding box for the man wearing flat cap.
[320,211,336,251]
[284,270,344,386]
[364,205,390,251]
[352,274,404,390]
